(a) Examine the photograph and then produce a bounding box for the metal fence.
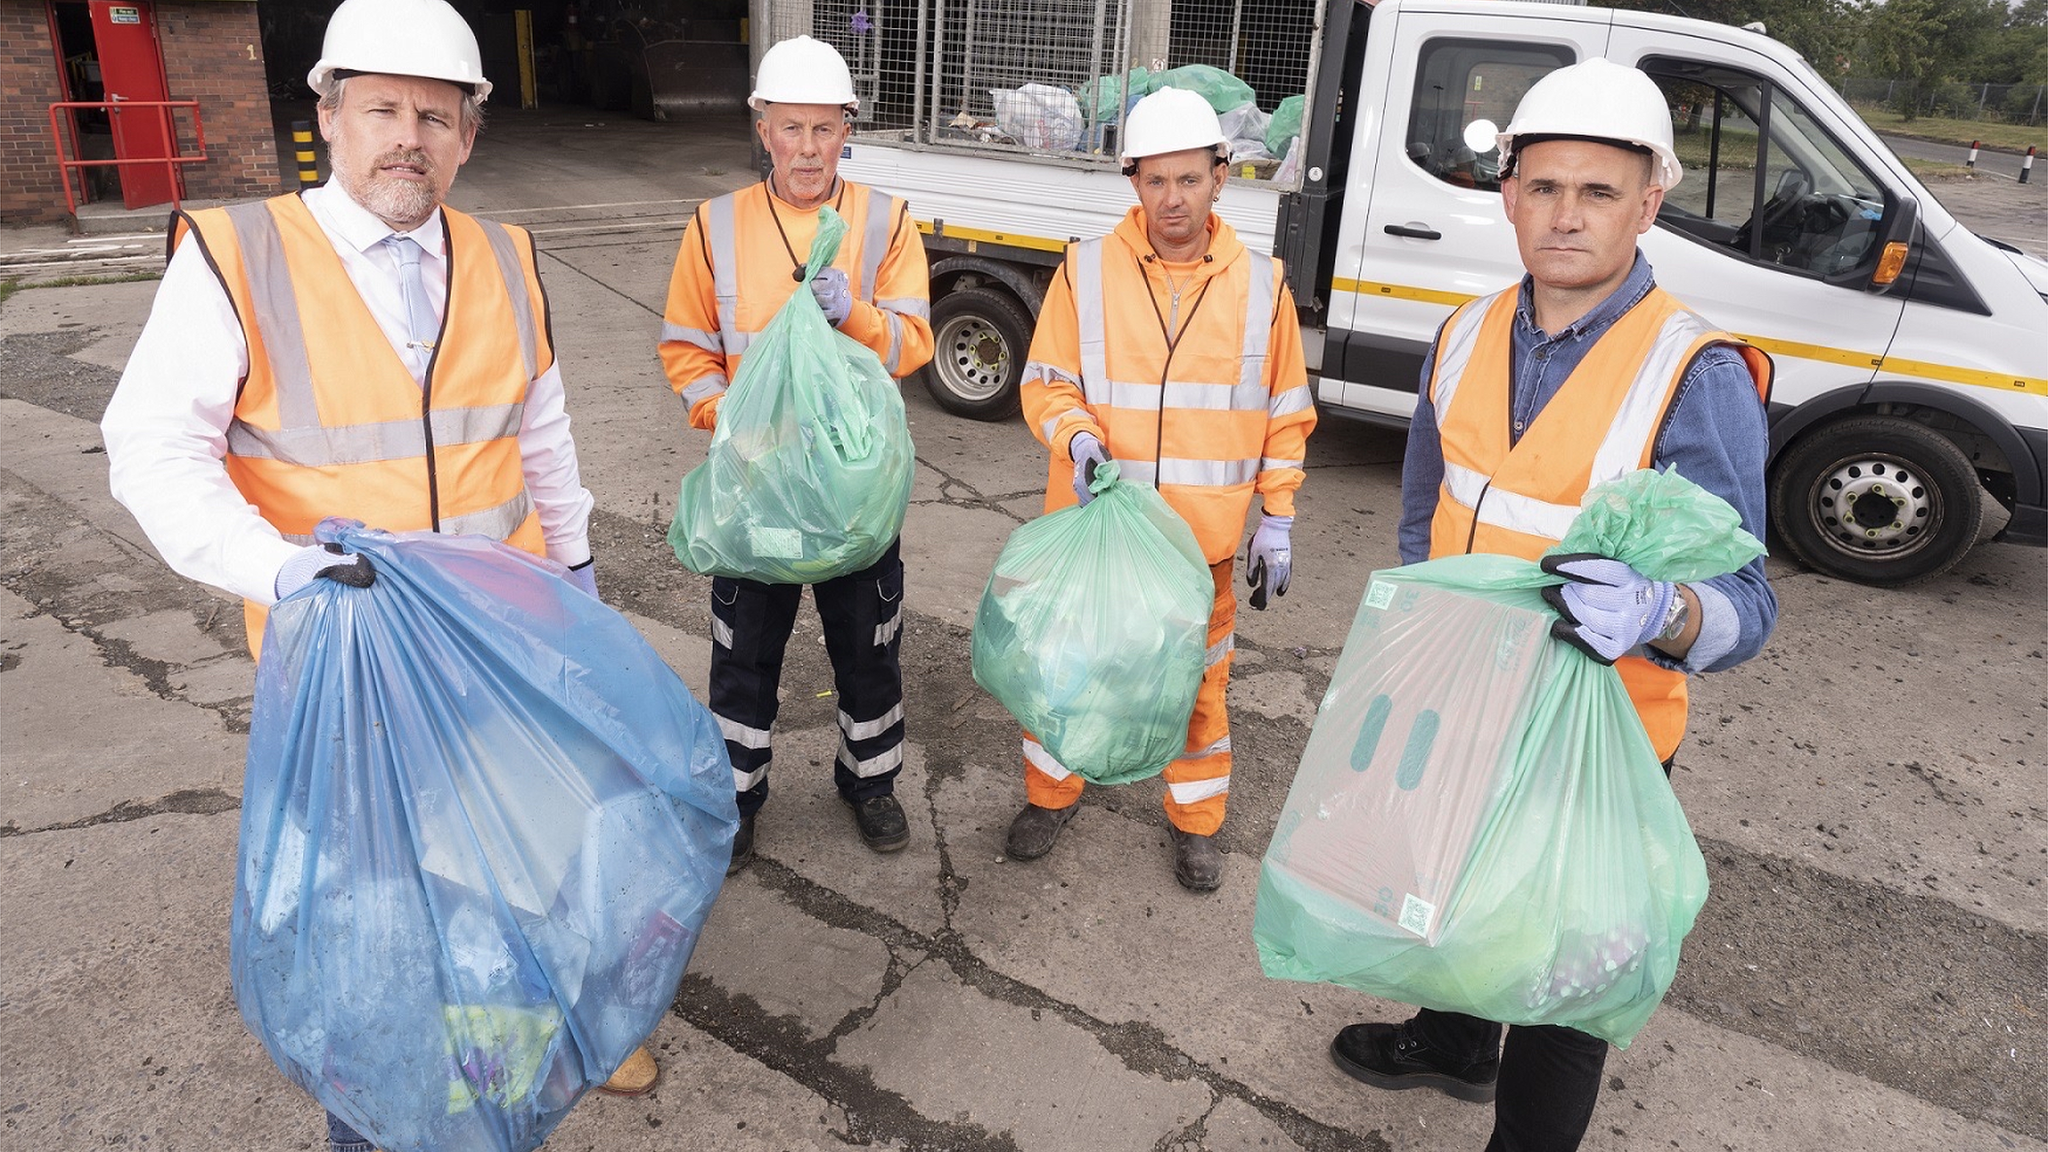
[1839,78,2048,126]
[763,0,1319,166]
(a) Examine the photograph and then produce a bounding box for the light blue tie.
[384,234,439,356]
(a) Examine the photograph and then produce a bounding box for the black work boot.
[1170,827,1223,892]
[1004,802,1076,860]
[726,812,756,876]
[845,794,910,852]
[1329,1018,1499,1103]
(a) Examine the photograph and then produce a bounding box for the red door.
[88,0,178,209]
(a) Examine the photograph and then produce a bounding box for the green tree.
[1609,0,1867,84]
[1860,0,2005,118]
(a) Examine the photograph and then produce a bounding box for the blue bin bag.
[232,519,739,1152]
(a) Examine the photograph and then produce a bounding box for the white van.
[826,0,2048,584]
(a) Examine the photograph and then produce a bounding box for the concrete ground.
[1,108,2043,1152]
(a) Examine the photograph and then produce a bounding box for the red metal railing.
[46,100,208,216]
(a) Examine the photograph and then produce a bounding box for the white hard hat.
[307,0,491,102]
[1497,58,1682,190]
[750,35,859,113]
[1118,86,1227,168]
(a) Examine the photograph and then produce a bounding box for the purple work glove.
[567,559,598,599]
[274,542,374,599]
[811,267,853,327]
[1244,514,1293,610]
[1539,552,1676,665]
[1069,431,1111,505]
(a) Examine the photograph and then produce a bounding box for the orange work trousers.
[1022,558,1236,835]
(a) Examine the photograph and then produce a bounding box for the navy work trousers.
[710,540,906,817]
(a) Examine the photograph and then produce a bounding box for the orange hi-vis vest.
[1045,218,1307,562]
[174,194,551,653]
[661,181,924,418]
[1426,284,1772,759]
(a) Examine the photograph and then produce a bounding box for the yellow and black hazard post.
[292,120,320,188]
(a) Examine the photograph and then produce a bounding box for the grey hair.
[320,75,486,136]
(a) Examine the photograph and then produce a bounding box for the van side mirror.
[1823,194,1917,294]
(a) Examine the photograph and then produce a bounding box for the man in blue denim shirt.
[1327,60,1776,1152]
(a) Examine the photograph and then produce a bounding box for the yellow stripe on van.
[1331,278,1479,307]
[914,219,1069,254]
[1331,280,2048,398]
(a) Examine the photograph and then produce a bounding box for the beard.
[332,144,443,230]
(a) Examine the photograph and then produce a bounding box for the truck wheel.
[1769,415,1983,586]
[921,287,1030,420]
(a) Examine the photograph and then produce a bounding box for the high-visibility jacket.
[174,194,551,653]
[660,180,933,426]
[1020,208,1314,563]
[1425,284,1772,759]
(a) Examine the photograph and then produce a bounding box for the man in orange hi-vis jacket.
[1002,86,1315,892]
[659,35,933,877]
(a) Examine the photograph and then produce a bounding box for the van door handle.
[1384,223,1442,240]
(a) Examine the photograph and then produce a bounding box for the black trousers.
[709,540,905,818]
[1414,1008,1609,1152]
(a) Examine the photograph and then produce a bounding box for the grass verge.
[1851,105,2046,154]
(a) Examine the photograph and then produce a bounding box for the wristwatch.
[1654,588,1691,644]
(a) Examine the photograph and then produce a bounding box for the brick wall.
[0,0,71,225]
[157,1,281,204]
[0,0,279,226]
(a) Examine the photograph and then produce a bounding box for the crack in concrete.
[673,970,1025,1152]
[908,455,1036,525]
[741,857,1379,1151]
[0,787,239,838]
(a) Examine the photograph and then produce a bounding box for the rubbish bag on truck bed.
[669,205,915,584]
[233,518,739,1152]
[971,462,1213,784]
[1253,468,1764,1047]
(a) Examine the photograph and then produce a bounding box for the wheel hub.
[937,316,1008,402]
[1816,459,1934,552]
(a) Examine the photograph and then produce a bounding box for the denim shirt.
[1397,253,1777,674]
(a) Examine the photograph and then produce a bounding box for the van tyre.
[1770,415,1982,587]
[920,287,1030,420]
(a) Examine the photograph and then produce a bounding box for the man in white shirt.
[98,0,653,1144]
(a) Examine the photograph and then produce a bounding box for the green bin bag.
[1253,468,1765,1047]
[1265,94,1305,156]
[668,207,914,584]
[1152,65,1256,113]
[1080,67,1152,122]
[971,462,1212,785]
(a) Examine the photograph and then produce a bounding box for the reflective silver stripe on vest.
[1269,383,1313,418]
[223,202,319,428]
[1024,359,1079,388]
[704,194,742,354]
[1430,291,1502,420]
[1159,457,1258,487]
[878,296,930,320]
[475,219,538,382]
[1206,633,1234,666]
[860,192,896,303]
[1239,250,1274,391]
[662,321,723,353]
[1443,459,1580,540]
[680,374,729,411]
[440,488,534,541]
[1588,307,1718,484]
[1261,455,1304,471]
[1071,239,1110,399]
[883,310,904,375]
[226,403,525,464]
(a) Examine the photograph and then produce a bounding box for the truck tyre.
[921,287,1031,420]
[1769,415,1983,586]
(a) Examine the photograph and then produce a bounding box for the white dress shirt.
[102,183,595,606]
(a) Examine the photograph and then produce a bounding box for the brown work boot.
[1004,802,1077,860]
[596,1044,659,1096]
[1171,827,1223,892]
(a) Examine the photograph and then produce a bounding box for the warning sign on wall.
[108,5,140,22]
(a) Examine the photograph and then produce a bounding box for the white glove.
[1244,515,1293,609]
[1070,431,1112,506]
[567,560,598,599]
[1539,553,1677,664]
[274,543,373,599]
[811,267,853,326]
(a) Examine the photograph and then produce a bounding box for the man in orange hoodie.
[1003,87,1315,892]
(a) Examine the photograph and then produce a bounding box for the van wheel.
[920,287,1030,420]
[1769,415,1982,586]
